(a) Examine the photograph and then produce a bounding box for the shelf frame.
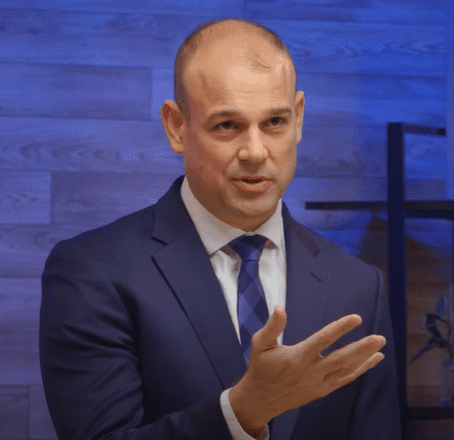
[305,122,451,436]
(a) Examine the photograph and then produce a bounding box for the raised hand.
[229,306,386,435]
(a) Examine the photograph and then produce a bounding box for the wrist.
[229,380,269,435]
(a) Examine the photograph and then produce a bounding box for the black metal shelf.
[305,123,450,435]
[409,407,454,421]
[305,201,454,219]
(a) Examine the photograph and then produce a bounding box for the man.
[40,18,401,440]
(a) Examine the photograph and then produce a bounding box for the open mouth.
[233,178,271,193]
[241,179,263,184]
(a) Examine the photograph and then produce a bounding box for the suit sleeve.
[39,239,233,440]
[349,265,402,440]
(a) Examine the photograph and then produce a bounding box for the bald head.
[174,18,296,121]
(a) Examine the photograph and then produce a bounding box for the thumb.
[254,305,287,350]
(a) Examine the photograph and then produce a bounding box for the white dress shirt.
[180,176,287,440]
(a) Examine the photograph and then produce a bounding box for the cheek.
[184,143,230,180]
[183,133,207,173]
[277,141,297,178]
[183,149,202,174]
[197,142,234,175]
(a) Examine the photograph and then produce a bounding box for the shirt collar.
[180,176,284,256]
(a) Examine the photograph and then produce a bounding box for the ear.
[295,90,305,144]
[160,99,186,154]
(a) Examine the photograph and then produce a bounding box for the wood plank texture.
[0,9,208,69]
[0,224,88,278]
[29,384,57,439]
[0,117,182,173]
[299,73,446,128]
[405,133,447,180]
[0,116,447,179]
[51,171,182,228]
[151,68,446,129]
[0,171,50,224]
[285,176,381,230]
[287,177,446,256]
[0,116,389,178]
[0,0,244,16]
[0,0,447,26]
[0,278,41,385]
[152,69,174,121]
[0,385,29,438]
[245,0,446,25]
[0,9,445,76]
[300,126,446,180]
[297,125,387,179]
[405,219,452,259]
[261,18,445,77]
[287,177,446,226]
[320,226,450,263]
[0,63,151,120]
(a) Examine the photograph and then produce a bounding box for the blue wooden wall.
[0,1,451,438]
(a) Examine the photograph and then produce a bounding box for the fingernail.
[373,336,386,348]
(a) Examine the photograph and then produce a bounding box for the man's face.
[174,38,304,231]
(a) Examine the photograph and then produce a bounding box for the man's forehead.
[191,32,287,68]
[188,41,292,90]
[181,29,296,117]
[199,62,289,94]
[188,57,293,104]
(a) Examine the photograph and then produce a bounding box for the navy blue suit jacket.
[40,175,401,439]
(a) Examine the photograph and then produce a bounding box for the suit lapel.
[270,203,331,440]
[150,177,246,390]
[282,203,330,346]
[149,178,331,439]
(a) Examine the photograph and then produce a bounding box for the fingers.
[301,314,363,355]
[332,351,385,390]
[243,311,387,416]
[321,334,386,374]
[253,306,287,350]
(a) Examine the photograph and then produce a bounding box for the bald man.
[40,18,401,440]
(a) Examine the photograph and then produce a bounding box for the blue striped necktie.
[228,234,269,364]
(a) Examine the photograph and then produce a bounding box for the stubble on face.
[179,28,301,231]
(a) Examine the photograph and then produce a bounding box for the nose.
[237,127,268,163]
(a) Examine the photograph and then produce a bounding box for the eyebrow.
[205,107,292,127]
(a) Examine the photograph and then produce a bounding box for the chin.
[235,200,276,219]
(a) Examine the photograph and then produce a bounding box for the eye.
[267,117,285,127]
[214,121,237,131]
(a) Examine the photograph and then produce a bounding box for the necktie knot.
[228,234,267,262]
